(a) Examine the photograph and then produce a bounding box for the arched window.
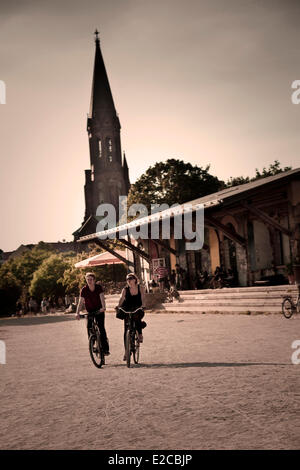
[98,140,102,158]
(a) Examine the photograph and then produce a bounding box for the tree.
[127,159,223,210]
[0,271,22,316]
[59,252,91,295]
[29,254,69,301]
[254,160,292,179]
[6,245,53,287]
[226,160,292,188]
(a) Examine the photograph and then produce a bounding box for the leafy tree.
[6,245,54,287]
[254,160,292,179]
[29,254,68,301]
[58,252,91,295]
[225,175,250,187]
[128,159,223,210]
[0,271,22,316]
[226,160,292,188]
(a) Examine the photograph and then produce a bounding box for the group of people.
[152,263,189,292]
[15,294,77,316]
[152,262,238,294]
[75,272,146,361]
[195,266,238,289]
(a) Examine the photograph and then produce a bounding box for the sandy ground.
[0,312,299,450]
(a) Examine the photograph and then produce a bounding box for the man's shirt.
[80,284,103,313]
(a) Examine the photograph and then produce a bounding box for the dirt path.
[0,313,299,450]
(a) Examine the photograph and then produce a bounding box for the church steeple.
[88,29,117,120]
[74,31,130,240]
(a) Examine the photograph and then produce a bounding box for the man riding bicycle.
[76,272,110,356]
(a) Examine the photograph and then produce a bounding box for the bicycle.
[118,307,144,368]
[88,312,105,368]
[282,285,300,319]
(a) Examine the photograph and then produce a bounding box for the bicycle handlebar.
[117,307,144,314]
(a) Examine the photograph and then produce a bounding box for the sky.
[0,0,299,252]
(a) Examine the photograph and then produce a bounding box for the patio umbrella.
[74,250,125,268]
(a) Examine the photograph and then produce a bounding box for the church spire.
[89,29,116,119]
[74,31,130,239]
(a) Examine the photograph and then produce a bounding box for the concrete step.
[178,285,297,295]
[175,294,291,301]
[156,305,283,313]
[104,285,298,314]
[161,301,282,308]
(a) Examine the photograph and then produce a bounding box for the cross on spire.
[94,29,100,43]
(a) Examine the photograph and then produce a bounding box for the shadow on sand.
[111,361,289,369]
[0,314,76,327]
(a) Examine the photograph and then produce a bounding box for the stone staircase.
[105,285,299,314]
[105,294,123,313]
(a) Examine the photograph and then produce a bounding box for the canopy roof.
[75,250,125,268]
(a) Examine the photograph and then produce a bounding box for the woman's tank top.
[121,285,142,311]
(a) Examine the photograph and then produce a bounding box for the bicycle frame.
[90,315,100,336]
[87,312,105,368]
[119,308,140,339]
[118,307,143,367]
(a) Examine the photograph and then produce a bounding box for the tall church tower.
[74,30,130,239]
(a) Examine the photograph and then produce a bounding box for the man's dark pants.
[87,311,109,353]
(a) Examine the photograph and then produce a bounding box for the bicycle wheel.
[89,333,104,368]
[125,329,131,368]
[282,297,295,319]
[133,331,140,364]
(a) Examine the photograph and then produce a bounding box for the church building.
[74,31,130,240]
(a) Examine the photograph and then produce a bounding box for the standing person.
[41,298,47,313]
[156,260,168,292]
[65,294,70,309]
[16,300,22,317]
[182,269,190,290]
[116,273,146,361]
[57,296,64,310]
[168,270,180,301]
[175,264,184,290]
[28,297,35,314]
[48,296,55,312]
[75,272,110,356]
[169,269,176,288]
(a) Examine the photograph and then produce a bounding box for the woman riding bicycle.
[116,273,146,361]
